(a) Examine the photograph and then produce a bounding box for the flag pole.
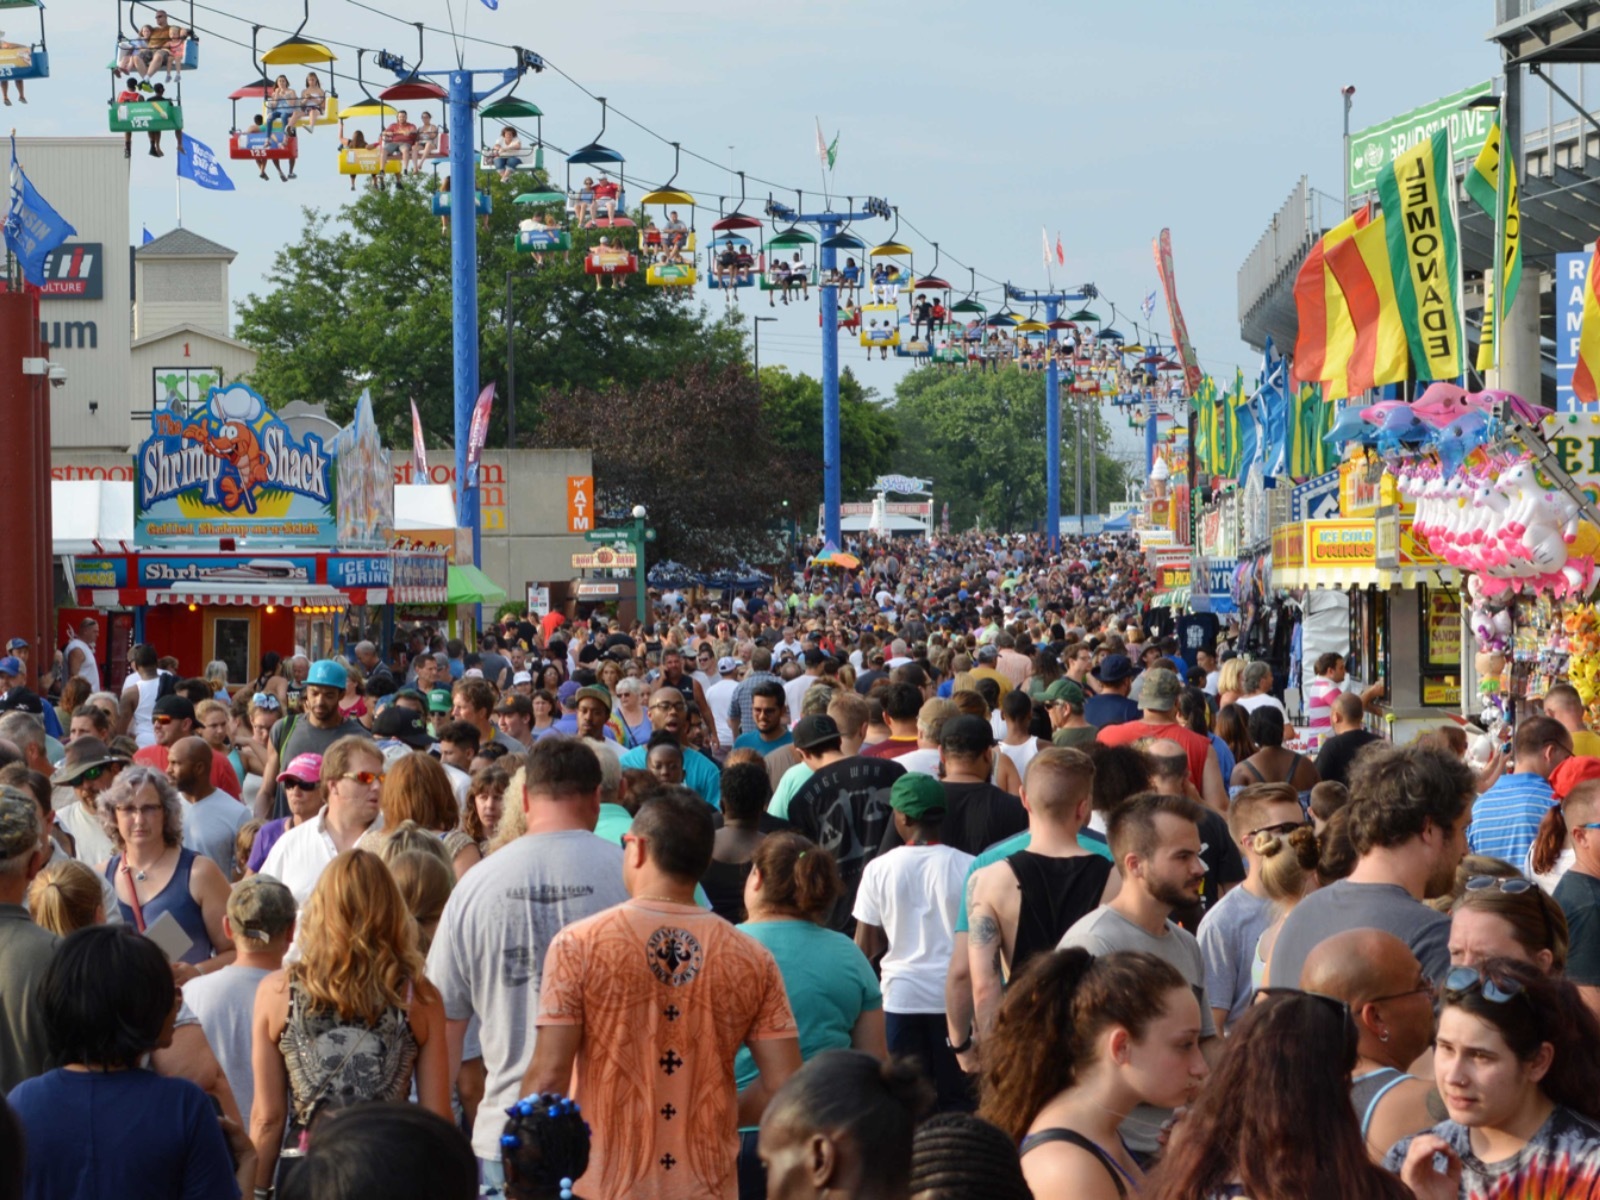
[1492,92,1507,374]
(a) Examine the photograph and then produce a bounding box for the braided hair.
[909,1112,1032,1200]
[500,1092,591,1200]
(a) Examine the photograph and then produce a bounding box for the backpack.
[155,672,178,700]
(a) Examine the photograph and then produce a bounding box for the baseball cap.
[793,713,842,751]
[974,644,999,663]
[279,752,324,787]
[0,686,43,715]
[226,875,297,943]
[153,694,195,722]
[395,686,426,706]
[306,659,348,689]
[1138,667,1182,712]
[375,705,436,748]
[4,638,25,652]
[49,736,127,786]
[511,670,533,686]
[717,656,740,675]
[0,788,38,860]
[940,714,996,755]
[426,687,453,714]
[575,686,612,715]
[0,656,22,677]
[1042,679,1085,707]
[1091,653,1134,684]
[802,647,827,667]
[494,693,531,717]
[890,773,946,820]
[557,680,581,705]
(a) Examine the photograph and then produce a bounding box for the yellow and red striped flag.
[1292,206,1370,398]
[1572,239,1600,403]
[1324,209,1409,397]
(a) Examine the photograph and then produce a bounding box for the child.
[851,773,974,1111]
[499,1092,593,1200]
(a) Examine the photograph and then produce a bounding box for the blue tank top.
[104,847,213,964]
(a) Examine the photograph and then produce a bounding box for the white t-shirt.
[64,638,100,691]
[783,674,817,724]
[181,964,271,1127]
[58,799,115,868]
[997,738,1044,784]
[1204,670,1220,695]
[123,674,163,748]
[852,842,974,1013]
[1237,693,1287,719]
[896,747,941,777]
[705,678,740,747]
[260,810,384,911]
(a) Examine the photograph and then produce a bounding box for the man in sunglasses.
[1199,782,1310,1031]
[260,734,386,910]
[48,736,128,869]
[132,695,241,800]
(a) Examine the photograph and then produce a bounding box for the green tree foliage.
[234,173,745,442]
[534,361,794,568]
[758,365,898,516]
[888,367,1125,532]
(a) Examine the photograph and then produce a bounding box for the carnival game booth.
[69,385,447,683]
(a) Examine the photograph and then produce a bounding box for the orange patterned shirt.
[538,899,797,1200]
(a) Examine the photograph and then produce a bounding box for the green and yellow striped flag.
[1222,369,1246,478]
[1465,111,1522,373]
[1290,381,1333,480]
[1375,127,1465,381]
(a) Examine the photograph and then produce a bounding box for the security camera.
[48,363,67,389]
[88,400,98,415]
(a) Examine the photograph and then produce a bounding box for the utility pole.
[753,315,777,396]
[504,269,517,449]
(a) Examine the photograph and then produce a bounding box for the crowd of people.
[5,531,1600,1199]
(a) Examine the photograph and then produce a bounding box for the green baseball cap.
[890,773,946,821]
[427,687,453,713]
[1042,678,1085,707]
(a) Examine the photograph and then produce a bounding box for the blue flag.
[142,226,154,244]
[1259,336,1291,478]
[4,137,77,287]
[480,0,497,7]
[177,136,234,192]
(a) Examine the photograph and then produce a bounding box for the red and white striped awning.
[149,587,351,608]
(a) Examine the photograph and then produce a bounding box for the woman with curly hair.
[360,751,480,878]
[1147,989,1413,1200]
[249,848,450,1192]
[979,948,1208,1198]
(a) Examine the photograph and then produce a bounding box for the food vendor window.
[209,615,254,687]
[1419,584,1461,708]
[1348,586,1389,689]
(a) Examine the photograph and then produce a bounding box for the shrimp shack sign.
[135,383,336,547]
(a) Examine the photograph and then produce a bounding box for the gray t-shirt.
[1196,884,1273,1029]
[1058,906,1216,1153]
[1268,880,1450,991]
[181,964,271,1127]
[425,830,629,1161]
[268,717,372,820]
[181,790,251,878]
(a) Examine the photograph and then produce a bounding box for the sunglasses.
[1246,819,1310,841]
[1444,964,1526,1005]
[151,715,177,727]
[252,692,282,710]
[341,770,384,786]
[282,778,318,791]
[75,764,110,783]
[1465,874,1533,895]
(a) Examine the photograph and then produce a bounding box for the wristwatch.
[946,1031,973,1054]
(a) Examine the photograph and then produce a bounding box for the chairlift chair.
[336,51,401,178]
[639,143,696,287]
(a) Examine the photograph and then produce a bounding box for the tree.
[234,173,745,444]
[888,367,1125,532]
[759,365,898,517]
[533,361,797,568]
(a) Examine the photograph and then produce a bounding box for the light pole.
[753,315,777,395]
[1341,85,1356,216]
[630,504,649,624]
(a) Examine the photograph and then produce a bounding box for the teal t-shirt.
[767,762,815,820]
[733,919,882,1092]
[953,830,1113,934]
[593,802,711,910]
[618,744,722,809]
[733,729,793,754]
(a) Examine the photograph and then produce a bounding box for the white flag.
[1042,227,1052,267]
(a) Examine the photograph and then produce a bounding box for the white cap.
[512,670,533,685]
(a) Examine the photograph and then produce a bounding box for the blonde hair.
[27,858,103,935]
[388,850,453,954]
[374,819,452,869]
[486,765,527,854]
[1255,825,1320,904]
[289,849,433,1024]
[1218,658,1246,698]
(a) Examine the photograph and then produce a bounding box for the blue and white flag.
[1259,336,1291,478]
[5,138,76,287]
[177,136,234,192]
[142,226,154,244]
[1140,290,1156,322]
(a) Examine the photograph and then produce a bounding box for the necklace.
[633,894,691,905]
[122,846,168,883]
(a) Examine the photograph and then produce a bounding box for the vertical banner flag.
[409,399,428,478]
[1570,240,1600,404]
[813,119,838,171]
[1259,337,1291,478]
[1235,370,1261,487]
[1042,227,1052,267]
[1465,109,1522,373]
[1140,291,1156,323]
[1292,206,1366,398]
[177,136,235,192]
[1290,382,1334,480]
[1374,127,1465,381]
[1323,208,1408,397]
[1153,229,1203,396]
[141,225,154,245]
[5,137,77,286]
[1055,233,1065,267]
[465,383,495,482]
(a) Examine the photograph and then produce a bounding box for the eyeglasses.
[1246,819,1310,840]
[1367,977,1433,1005]
[151,715,174,727]
[1465,874,1534,895]
[282,778,318,791]
[649,702,686,712]
[1444,964,1527,1005]
[341,770,384,786]
[115,803,164,820]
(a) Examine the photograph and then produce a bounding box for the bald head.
[1301,927,1416,1001]
[168,735,212,798]
[1332,692,1364,730]
[1144,738,1189,788]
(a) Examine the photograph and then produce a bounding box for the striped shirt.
[1467,773,1555,867]
[1306,676,1344,732]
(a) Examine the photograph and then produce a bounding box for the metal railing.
[1236,177,1335,326]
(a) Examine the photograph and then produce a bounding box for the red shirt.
[861,737,918,760]
[593,179,619,200]
[1095,720,1211,793]
[132,743,243,799]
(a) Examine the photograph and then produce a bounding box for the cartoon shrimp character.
[182,418,270,512]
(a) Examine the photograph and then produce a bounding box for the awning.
[53,480,134,555]
[1294,566,1388,589]
[148,585,350,608]
[1388,566,1458,590]
[447,564,507,606]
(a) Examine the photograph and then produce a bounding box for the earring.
[559,1179,574,1200]
[1378,1030,1389,1043]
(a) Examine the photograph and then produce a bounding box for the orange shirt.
[1095,719,1212,793]
[538,899,796,1200]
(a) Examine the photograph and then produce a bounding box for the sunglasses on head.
[1444,964,1527,1005]
[252,692,282,710]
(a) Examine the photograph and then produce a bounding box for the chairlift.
[566,97,630,229]
[640,143,696,287]
[336,51,401,179]
[109,0,182,137]
[110,0,196,80]
[479,96,544,175]
[227,73,296,170]
[819,220,866,303]
[706,172,763,295]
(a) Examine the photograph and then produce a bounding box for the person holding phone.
[1387,958,1600,1199]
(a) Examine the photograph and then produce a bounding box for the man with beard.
[1057,790,1219,1158]
[1267,742,1473,989]
[254,660,371,821]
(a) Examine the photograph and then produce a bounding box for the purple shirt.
[247,815,294,873]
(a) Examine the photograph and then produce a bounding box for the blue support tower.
[767,196,891,547]
[1005,283,1092,550]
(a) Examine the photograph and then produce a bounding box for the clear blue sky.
[32,1,1499,405]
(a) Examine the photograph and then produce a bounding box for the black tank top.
[1004,851,1114,975]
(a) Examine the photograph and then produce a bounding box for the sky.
[29,0,1502,446]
